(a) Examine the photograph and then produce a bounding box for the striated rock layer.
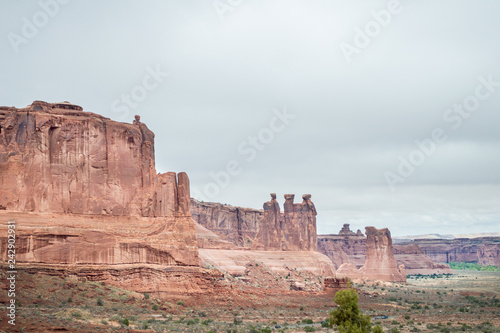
[0,101,202,296]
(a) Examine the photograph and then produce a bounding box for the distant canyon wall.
[404,238,500,267]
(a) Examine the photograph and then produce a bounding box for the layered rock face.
[251,194,318,251]
[405,237,500,267]
[190,199,262,247]
[0,101,201,296]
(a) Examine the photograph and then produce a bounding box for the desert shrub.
[322,320,330,328]
[302,319,314,324]
[96,297,103,306]
[202,319,214,325]
[177,300,185,306]
[122,318,129,326]
[261,327,272,333]
[304,326,315,332]
[186,319,198,325]
[100,319,108,325]
[329,288,371,333]
[152,304,158,311]
[390,328,400,333]
[71,311,82,319]
[373,325,384,333]
[143,293,149,299]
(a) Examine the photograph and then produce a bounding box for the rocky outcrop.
[190,199,262,247]
[282,194,318,251]
[194,193,318,252]
[318,231,453,274]
[251,194,318,251]
[339,224,356,236]
[361,227,406,282]
[0,101,199,288]
[404,237,500,267]
[333,227,406,283]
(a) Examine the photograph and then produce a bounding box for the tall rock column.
[301,194,318,251]
[251,193,282,250]
[361,226,406,282]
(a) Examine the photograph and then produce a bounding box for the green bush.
[96,297,103,306]
[373,325,384,333]
[302,319,314,324]
[304,326,315,332]
[122,318,129,326]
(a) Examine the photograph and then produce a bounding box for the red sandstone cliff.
[0,101,206,296]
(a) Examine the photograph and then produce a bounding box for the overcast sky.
[1,0,499,236]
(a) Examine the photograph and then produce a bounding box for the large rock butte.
[0,101,211,297]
